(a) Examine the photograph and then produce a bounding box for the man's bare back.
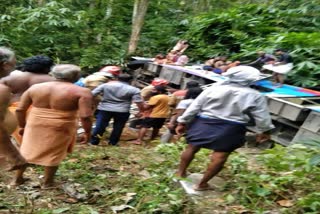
[18,81,92,118]
[0,72,54,102]
[12,64,92,187]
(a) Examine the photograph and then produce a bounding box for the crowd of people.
[1,43,285,191]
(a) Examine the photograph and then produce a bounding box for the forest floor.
[0,128,319,214]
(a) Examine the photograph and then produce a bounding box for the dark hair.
[118,73,133,83]
[186,80,199,89]
[155,54,165,59]
[154,85,167,94]
[184,87,203,99]
[275,48,284,52]
[21,55,54,74]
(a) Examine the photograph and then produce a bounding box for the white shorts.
[263,63,293,74]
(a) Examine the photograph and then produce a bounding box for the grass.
[1,139,319,213]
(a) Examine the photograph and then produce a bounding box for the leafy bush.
[183,2,320,87]
[224,144,320,212]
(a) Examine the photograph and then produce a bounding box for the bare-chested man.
[0,55,55,144]
[12,64,93,188]
[0,55,55,102]
[0,47,26,170]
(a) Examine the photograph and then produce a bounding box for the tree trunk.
[128,0,149,55]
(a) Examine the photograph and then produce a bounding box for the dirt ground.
[0,128,288,214]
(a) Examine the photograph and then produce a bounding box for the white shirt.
[176,99,194,110]
[177,83,274,133]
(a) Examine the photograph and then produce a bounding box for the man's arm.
[0,86,26,170]
[16,90,33,128]
[249,95,275,142]
[247,57,261,66]
[91,84,105,96]
[0,86,10,122]
[176,89,208,124]
[132,90,144,112]
[78,89,93,143]
[175,90,208,135]
[144,95,158,110]
[135,102,144,112]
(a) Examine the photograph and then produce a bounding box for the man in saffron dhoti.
[12,64,93,188]
[0,47,26,171]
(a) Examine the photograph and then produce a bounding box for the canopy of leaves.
[0,0,319,87]
[183,1,320,87]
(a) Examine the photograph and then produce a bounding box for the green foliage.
[1,0,319,86]
[223,144,320,212]
[183,1,320,87]
[0,1,132,71]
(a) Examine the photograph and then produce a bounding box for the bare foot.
[193,183,214,191]
[10,177,28,186]
[174,172,187,178]
[42,182,58,190]
[131,140,142,145]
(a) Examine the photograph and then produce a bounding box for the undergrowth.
[1,140,319,213]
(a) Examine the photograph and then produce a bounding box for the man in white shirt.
[175,66,274,191]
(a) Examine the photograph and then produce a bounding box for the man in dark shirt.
[248,51,276,67]
[276,49,293,64]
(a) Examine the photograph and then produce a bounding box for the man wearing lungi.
[175,65,274,191]
[0,47,26,171]
[12,64,93,188]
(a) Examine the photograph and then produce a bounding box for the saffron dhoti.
[20,107,77,166]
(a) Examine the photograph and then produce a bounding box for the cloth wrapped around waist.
[20,107,78,166]
[8,102,32,145]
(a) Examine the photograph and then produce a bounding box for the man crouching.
[12,64,93,188]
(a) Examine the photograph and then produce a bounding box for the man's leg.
[0,125,26,171]
[43,166,59,188]
[151,128,160,140]
[10,164,28,186]
[90,110,112,145]
[196,151,230,190]
[151,118,165,140]
[135,127,149,145]
[176,144,201,177]
[109,112,130,145]
[278,74,285,87]
[272,72,279,84]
